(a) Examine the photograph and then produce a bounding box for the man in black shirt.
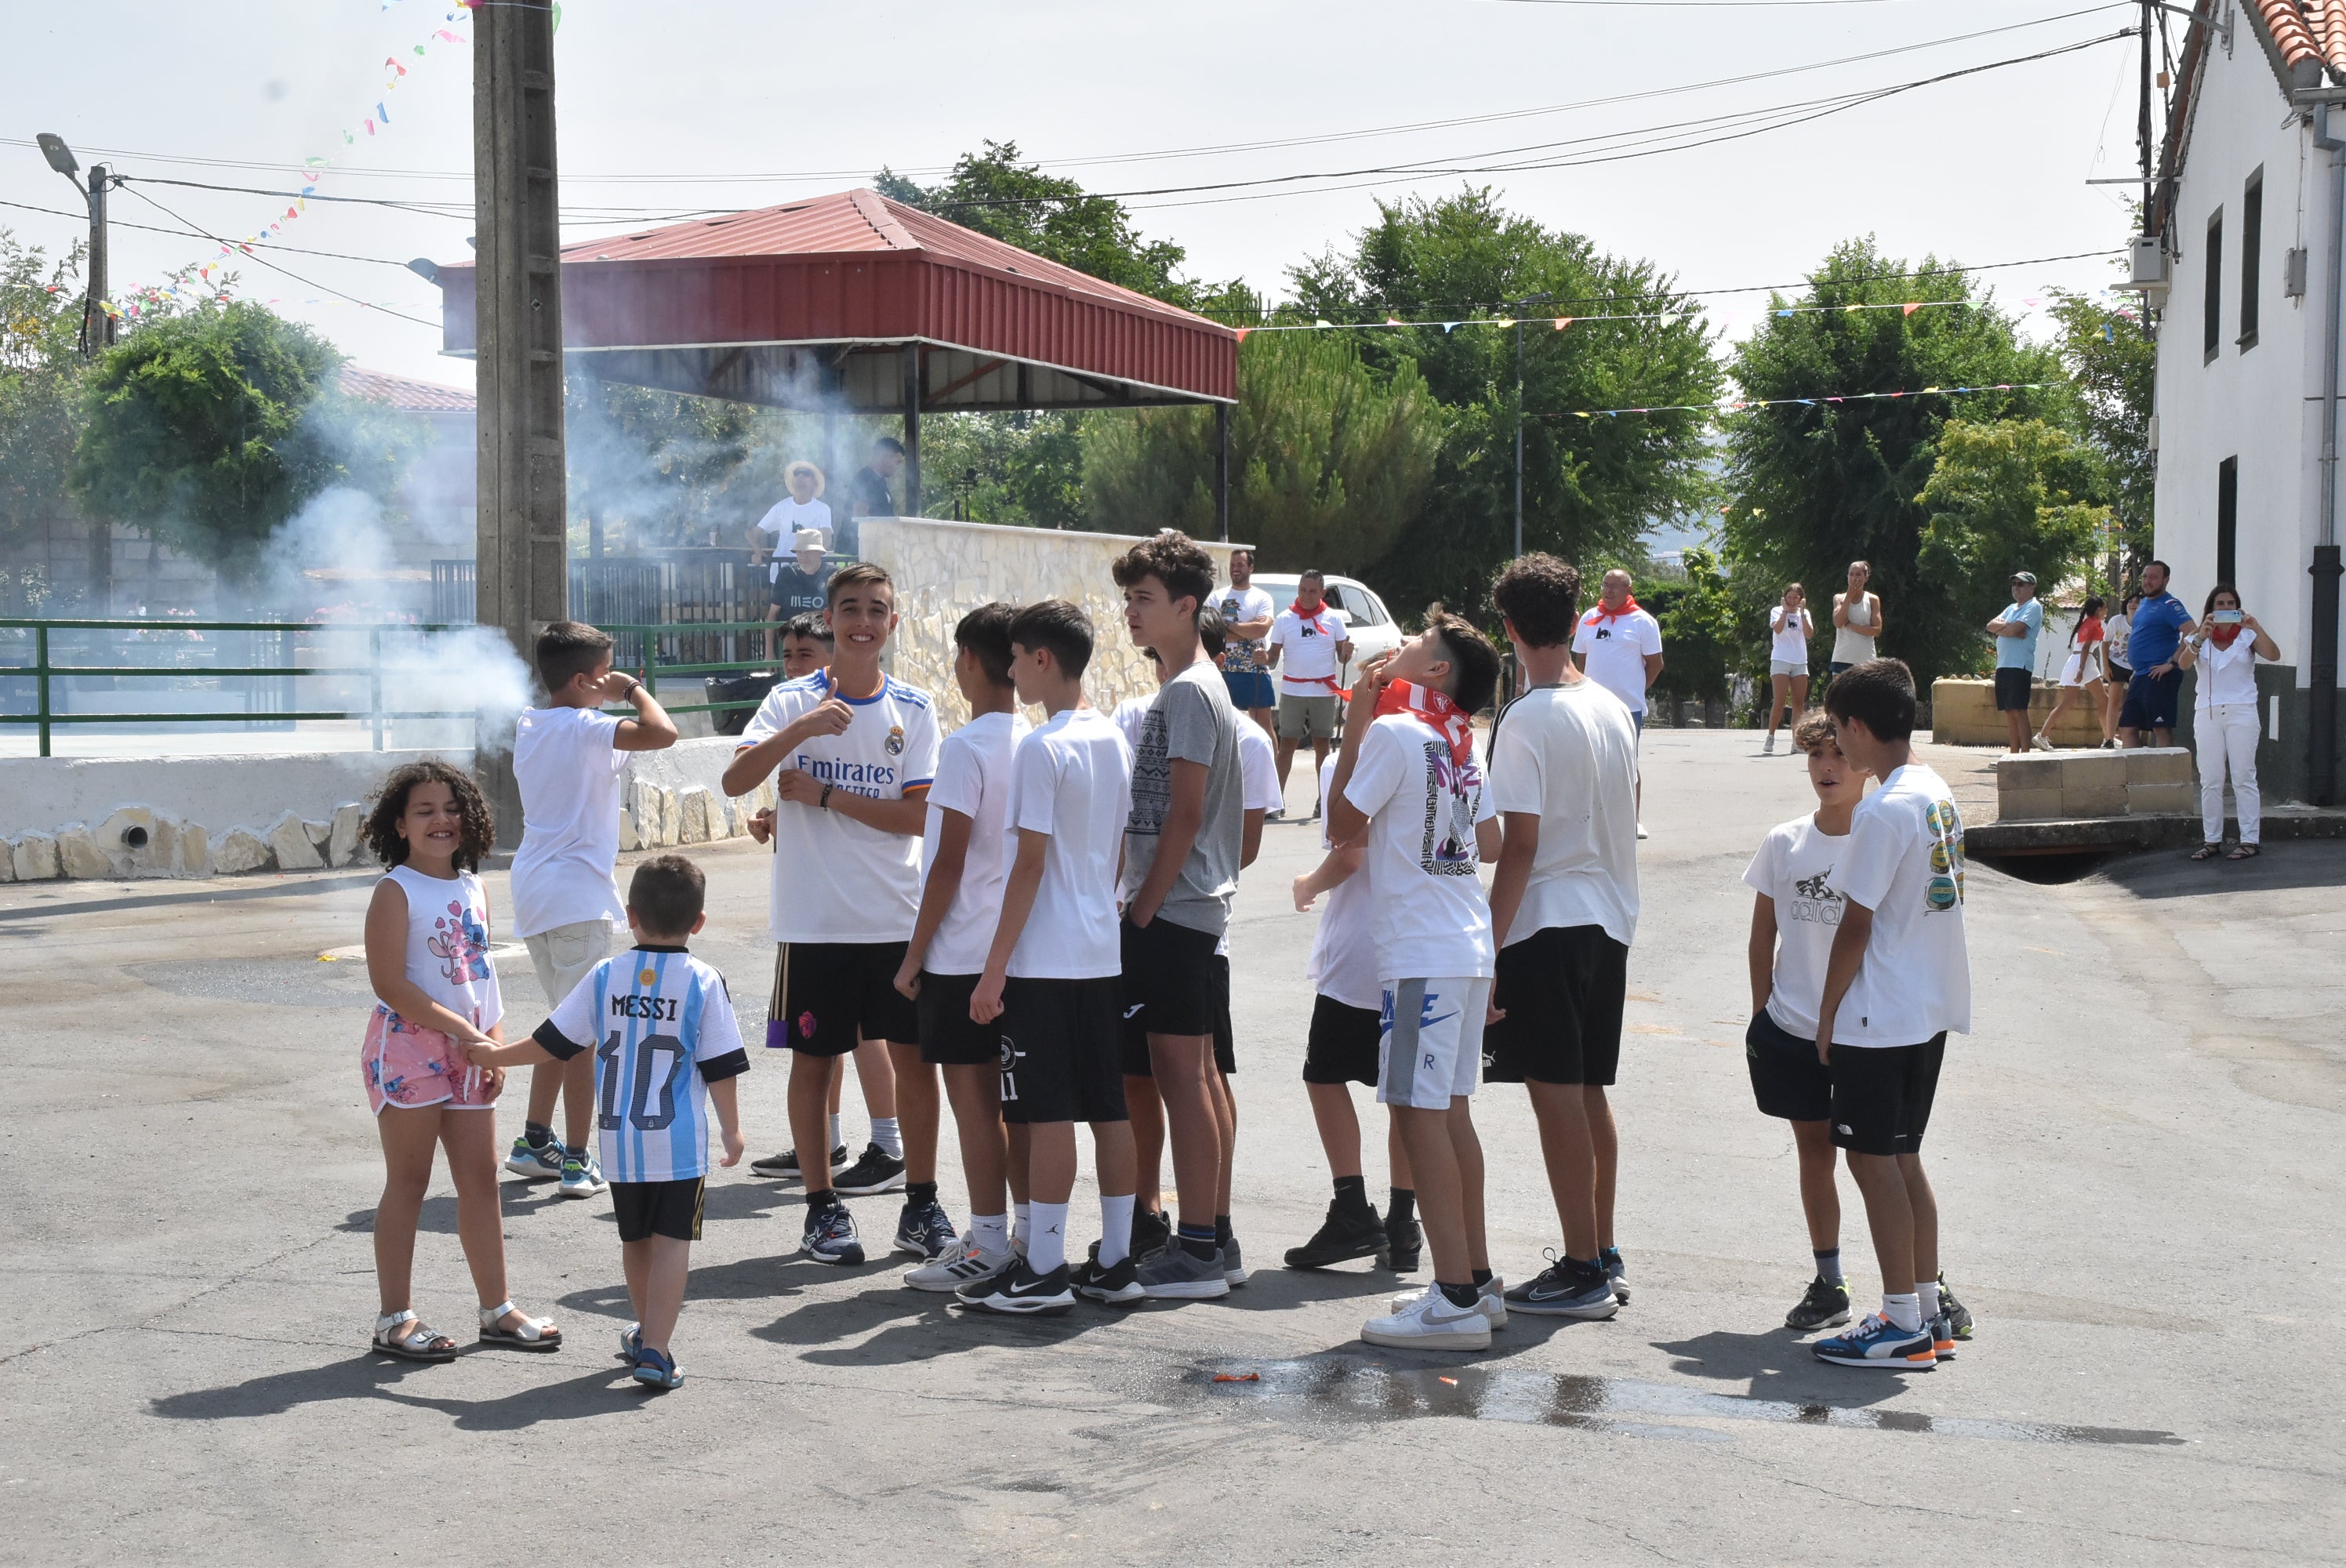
[762,532,832,656]
[839,435,905,556]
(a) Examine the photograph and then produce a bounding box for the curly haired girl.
[359,760,562,1361]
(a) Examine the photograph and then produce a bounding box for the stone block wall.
[1993,746,2197,822]
[861,517,1247,731]
[1930,678,2107,747]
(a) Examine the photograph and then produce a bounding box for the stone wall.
[860,517,1247,731]
[1992,746,2195,822]
[1930,677,2106,747]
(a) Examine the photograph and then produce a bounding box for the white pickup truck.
[1245,572,1405,696]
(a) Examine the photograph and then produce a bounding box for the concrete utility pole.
[472,1,568,843]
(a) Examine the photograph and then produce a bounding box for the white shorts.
[525,920,612,1012]
[2057,651,2104,688]
[1770,659,1809,678]
[1375,978,1488,1108]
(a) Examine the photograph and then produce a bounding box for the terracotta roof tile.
[2254,0,2346,78]
[338,364,475,413]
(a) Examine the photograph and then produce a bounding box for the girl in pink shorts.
[360,760,562,1363]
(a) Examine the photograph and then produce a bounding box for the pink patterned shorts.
[361,1006,495,1115]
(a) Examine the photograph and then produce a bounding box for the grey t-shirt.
[1121,659,1244,937]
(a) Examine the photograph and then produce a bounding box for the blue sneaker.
[505,1134,564,1181]
[557,1149,608,1199]
[631,1345,683,1390]
[1814,1313,1937,1370]
[894,1199,959,1261]
[1503,1253,1618,1319]
[804,1202,866,1266]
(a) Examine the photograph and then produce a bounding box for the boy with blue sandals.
[469,855,746,1390]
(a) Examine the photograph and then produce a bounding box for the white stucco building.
[2149,0,2344,802]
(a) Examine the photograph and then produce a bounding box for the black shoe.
[1131,1207,1172,1260]
[833,1143,906,1195]
[750,1143,848,1179]
[1937,1272,1975,1340]
[1284,1199,1388,1269]
[957,1257,1075,1316]
[802,1202,865,1266]
[1070,1253,1146,1306]
[1378,1212,1423,1272]
[1785,1275,1852,1332]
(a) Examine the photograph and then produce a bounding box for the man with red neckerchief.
[1570,568,1665,836]
[1268,568,1355,805]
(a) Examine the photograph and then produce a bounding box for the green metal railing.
[0,615,791,757]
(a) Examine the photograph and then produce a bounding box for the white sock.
[1013,1202,1032,1249]
[826,1113,842,1151]
[870,1116,902,1160]
[1030,1201,1070,1274]
[1882,1292,1923,1333]
[1916,1279,1941,1320]
[1099,1193,1135,1269]
[971,1212,1009,1256]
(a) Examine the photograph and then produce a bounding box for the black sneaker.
[802,1201,865,1266]
[833,1143,906,1196]
[957,1257,1075,1316]
[1131,1207,1173,1260]
[1502,1253,1619,1319]
[1378,1211,1423,1272]
[1284,1199,1388,1269]
[750,1144,848,1180]
[1937,1272,1975,1340]
[1070,1253,1146,1306]
[894,1199,958,1261]
[1785,1275,1852,1332]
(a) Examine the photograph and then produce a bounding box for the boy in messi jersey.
[469,855,746,1390]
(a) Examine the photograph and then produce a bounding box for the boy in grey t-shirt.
[1111,532,1247,1301]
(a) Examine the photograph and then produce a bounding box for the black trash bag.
[706,672,781,736]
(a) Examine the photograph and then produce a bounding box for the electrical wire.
[0,196,422,268]
[112,183,441,328]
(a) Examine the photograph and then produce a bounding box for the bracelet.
[819,783,834,810]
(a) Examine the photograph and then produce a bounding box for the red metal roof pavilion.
[434,188,1239,517]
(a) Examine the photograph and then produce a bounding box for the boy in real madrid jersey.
[469,855,747,1391]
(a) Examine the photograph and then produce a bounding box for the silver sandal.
[477,1299,563,1352]
[372,1309,457,1363]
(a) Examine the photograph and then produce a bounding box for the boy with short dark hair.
[1810,659,1970,1370]
[961,600,1139,1313]
[467,854,747,1390]
[1328,612,1506,1350]
[779,612,831,681]
[504,619,677,1199]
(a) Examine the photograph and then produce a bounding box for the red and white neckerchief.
[1585,593,1642,624]
[1373,678,1476,769]
[1285,602,1348,695]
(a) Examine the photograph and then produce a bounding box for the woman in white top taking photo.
[1762,583,1812,755]
[1828,561,1881,675]
[2177,583,2281,862]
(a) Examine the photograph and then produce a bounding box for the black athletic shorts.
[1992,666,2035,713]
[767,941,920,1056]
[1745,1007,1832,1123]
[1484,924,1629,1086]
[1118,912,1222,1040]
[1303,993,1382,1086]
[1828,1034,1947,1156]
[1122,940,1238,1077]
[2118,666,2181,731]
[999,976,1128,1125]
[612,1177,706,1243]
[916,971,1001,1066]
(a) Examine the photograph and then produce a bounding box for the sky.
[2,0,2164,394]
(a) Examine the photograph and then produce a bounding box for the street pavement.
[2,727,2341,1563]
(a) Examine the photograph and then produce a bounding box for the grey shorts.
[525,920,612,1012]
[1277,692,1340,741]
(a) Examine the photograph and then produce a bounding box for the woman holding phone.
[1761,583,1812,755]
[2177,585,2281,861]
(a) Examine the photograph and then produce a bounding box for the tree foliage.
[1635,544,1746,703]
[1081,328,1444,572]
[1916,419,2110,673]
[2045,281,2153,568]
[0,233,89,606]
[565,375,783,550]
[1288,188,1720,619]
[1723,238,2061,683]
[917,411,1088,531]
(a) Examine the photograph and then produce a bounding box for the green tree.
[0,233,90,608]
[1915,419,2110,673]
[1080,327,1445,572]
[915,411,1088,531]
[1289,188,1720,618]
[1635,544,1747,705]
[565,375,780,551]
[1723,237,2061,683]
[2046,281,2152,571]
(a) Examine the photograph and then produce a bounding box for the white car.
[1244,572,1405,695]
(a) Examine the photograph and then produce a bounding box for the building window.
[2240,170,2263,350]
[2206,209,2224,364]
[2217,456,2239,585]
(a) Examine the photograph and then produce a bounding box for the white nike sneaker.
[1363,1284,1492,1350]
[1389,1276,1505,1329]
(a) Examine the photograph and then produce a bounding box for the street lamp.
[35,132,111,356]
[36,132,77,178]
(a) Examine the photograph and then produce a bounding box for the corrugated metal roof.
[339,364,475,412]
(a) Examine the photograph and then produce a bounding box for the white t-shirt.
[1741,814,1853,1041]
[1832,763,1970,1047]
[380,865,503,1032]
[1110,695,1150,751]
[919,710,1030,976]
[1237,719,1282,812]
[754,497,833,577]
[2193,635,2263,710]
[735,669,940,944]
[1008,707,1131,980]
[539,948,746,1182]
[1570,608,1664,715]
[1307,756,1380,1010]
[508,705,630,939]
[1769,606,1813,663]
[1270,605,1348,699]
[1342,713,1497,982]
[1487,680,1641,949]
[1216,583,1276,675]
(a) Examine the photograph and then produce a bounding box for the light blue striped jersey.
[536,946,749,1183]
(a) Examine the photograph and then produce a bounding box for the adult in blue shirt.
[1986,570,2046,753]
[2118,559,2198,748]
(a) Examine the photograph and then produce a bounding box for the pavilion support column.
[1215,403,1231,543]
[901,343,922,517]
[473,0,567,845]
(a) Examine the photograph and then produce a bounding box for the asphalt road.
[3,728,2340,1563]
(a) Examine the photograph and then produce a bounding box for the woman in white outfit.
[1828,560,1881,675]
[2032,595,2108,751]
[1762,583,1812,754]
[2177,584,2280,862]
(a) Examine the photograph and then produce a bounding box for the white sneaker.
[1389,1276,1506,1329]
[1636,822,1649,840]
[1363,1284,1492,1350]
[904,1241,1013,1294]
[1762,734,1775,755]
[2030,734,2054,752]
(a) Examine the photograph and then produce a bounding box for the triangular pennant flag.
[1901,303,1920,318]
[1313,318,1332,329]
[376,102,390,122]
[1234,328,1251,342]
[1553,317,1571,330]
[1442,321,1460,332]
[1494,318,1515,328]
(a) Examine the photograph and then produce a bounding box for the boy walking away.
[505,621,678,1200]
[895,605,1031,1292]
[1812,659,1971,1370]
[962,601,1138,1313]
[1113,531,1247,1301]
[1284,751,1418,1272]
[467,855,747,1390]
[1266,568,1354,800]
[722,562,948,1269]
[1330,615,1506,1351]
[1484,555,1638,1319]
